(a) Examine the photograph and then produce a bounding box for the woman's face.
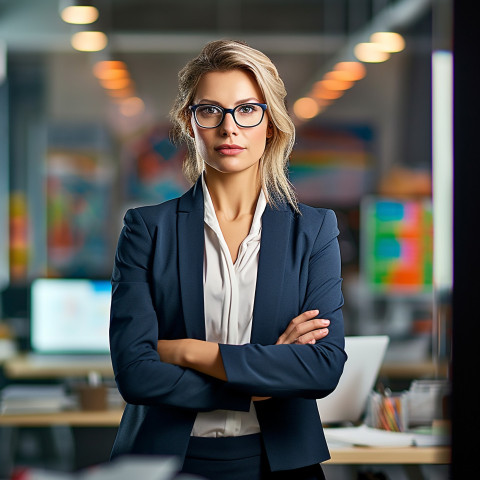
[190,69,271,176]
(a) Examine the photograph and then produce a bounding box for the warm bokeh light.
[311,82,344,100]
[119,97,145,117]
[293,97,320,119]
[71,31,108,52]
[100,77,132,90]
[370,32,406,53]
[93,61,130,80]
[354,42,390,63]
[320,76,354,91]
[94,60,127,72]
[333,61,366,81]
[60,6,99,24]
[107,87,136,98]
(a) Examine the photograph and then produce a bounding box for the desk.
[326,445,450,464]
[0,409,123,427]
[2,354,114,379]
[0,409,450,465]
[0,409,122,477]
[380,361,449,379]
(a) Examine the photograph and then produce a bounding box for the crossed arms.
[157,309,330,388]
[110,206,346,411]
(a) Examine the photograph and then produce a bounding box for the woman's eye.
[237,104,256,114]
[198,106,222,116]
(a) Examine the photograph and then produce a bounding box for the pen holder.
[366,390,408,432]
[76,384,108,411]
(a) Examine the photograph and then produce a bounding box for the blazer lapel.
[177,178,206,340]
[251,204,292,344]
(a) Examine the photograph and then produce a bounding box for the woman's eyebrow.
[195,97,262,106]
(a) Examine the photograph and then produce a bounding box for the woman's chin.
[204,159,260,176]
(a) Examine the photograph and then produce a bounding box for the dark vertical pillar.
[451,1,480,477]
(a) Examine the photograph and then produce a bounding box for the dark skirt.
[181,434,326,480]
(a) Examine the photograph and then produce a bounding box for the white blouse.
[190,175,266,437]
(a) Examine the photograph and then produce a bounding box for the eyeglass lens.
[195,104,264,128]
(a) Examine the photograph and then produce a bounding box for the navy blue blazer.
[109,177,347,471]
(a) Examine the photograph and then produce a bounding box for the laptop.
[27,278,112,367]
[317,335,389,425]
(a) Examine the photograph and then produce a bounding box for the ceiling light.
[370,32,406,53]
[311,82,344,100]
[60,5,99,24]
[119,97,145,117]
[93,61,130,80]
[95,69,130,81]
[71,31,108,52]
[107,88,135,98]
[333,62,366,81]
[354,43,390,63]
[320,76,354,91]
[100,77,132,90]
[293,97,320,119]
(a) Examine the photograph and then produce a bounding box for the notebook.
[28,278,112,366]
[317,335,389,425]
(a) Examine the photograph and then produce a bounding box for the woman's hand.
[276,310,330,345]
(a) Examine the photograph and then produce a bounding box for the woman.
[109,39,346,479]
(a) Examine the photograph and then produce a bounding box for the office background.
[0,0,468,478]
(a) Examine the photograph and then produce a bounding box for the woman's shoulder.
[296,203,337,223]
[124,197,181,226]
[290,203,339,239]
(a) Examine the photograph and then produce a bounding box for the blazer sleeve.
[218,209,347,399]
[110,208,250,412]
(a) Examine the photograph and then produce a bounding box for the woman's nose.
[220,112,239,136]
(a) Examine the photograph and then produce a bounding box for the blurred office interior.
[0,0,458,478]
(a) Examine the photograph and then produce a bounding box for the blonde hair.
[170,39,298,211]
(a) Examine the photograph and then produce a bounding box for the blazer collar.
[250,205,292,344]
[177,177,206,339]
[177,175,293,343]
[177,176,204,213]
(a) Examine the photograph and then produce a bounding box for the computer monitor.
[30,278,111,354]
[360,196,433,296]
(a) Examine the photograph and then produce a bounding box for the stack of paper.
[325,424,450,448]
[325,424,415,448]
[0,384,73,414]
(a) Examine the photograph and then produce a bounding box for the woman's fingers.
[295,326,329,345]
[276,310,330,345]
[276,310,319,343]
[287,319,329,344]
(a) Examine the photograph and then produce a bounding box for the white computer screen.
[30,278,111,354]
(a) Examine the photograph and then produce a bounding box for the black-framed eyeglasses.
[189,103,268,129]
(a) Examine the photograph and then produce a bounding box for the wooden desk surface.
[0,409,451,465]
[326,445,450,464]
[3,354,114,379]
[380,361,449,379]
[0,408,123,427]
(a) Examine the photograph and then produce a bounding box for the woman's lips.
[215,144,245,155]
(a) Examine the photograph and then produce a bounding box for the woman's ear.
[187,119,195,138]
[266,122,274,139]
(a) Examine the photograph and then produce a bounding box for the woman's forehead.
[194,69,264,104]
